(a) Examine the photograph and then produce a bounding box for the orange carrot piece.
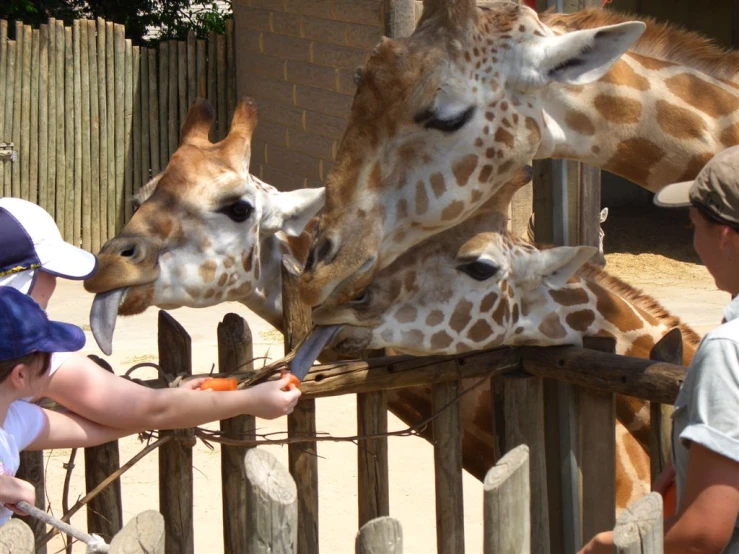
[200,377,238,391]
[281,371,301,390]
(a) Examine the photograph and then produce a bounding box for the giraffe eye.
[415,106,476,133]
[457,260,499,281]
[349,289,372,306]
[220,200,254,223]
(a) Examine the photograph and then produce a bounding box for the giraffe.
[82,97,324,354]
[300,193,699,509]
[299,0,739,308]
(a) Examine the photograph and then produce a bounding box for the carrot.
[281,371,300,390]
[200,377,238,391]
[662,481,677,520]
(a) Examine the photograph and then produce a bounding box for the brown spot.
[538,313,567,339]
[452,155,479,187]
[401,329,425,346]
[381,329,394,344]
[593,95,642,124]
[549,288,588,306]
[199,260,217,282]
[494,127,514,149]
[441,201,465,221]
[511,303,519,324]
[600,59,650,91]
[479,164,493,183]
[431,330,454,351]
[676,152,714,182]
[426,310,444,326]
[655,100,706,140]
[500,101,508,112]
[603,139,664,185]
[224,256,235,269]
[217,272,228,287]
[565,310,595,332]
[486,147,496,159]
[204,288,216,299]
[415,181,429,215]
[525,117,540,143]
[591,145,600,155]
[491,297,509,326]
[467,319,494,343]
[242,247,255,272]
[470,189,483,203]
[666,74,739,119]
[403,270,417,293]
[396,199,409,219]
[450,299,474,333]
[254,261,260,280]
[430,173,446,198]
[565,110,595,136]
[720,122,739,148]
[497,160,514,175]
[624,334,656,358]
[628,52,676,71]
[588,281,645,333]
[486,112,495,121]
[395,305,418,324]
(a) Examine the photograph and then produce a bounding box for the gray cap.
[654,145,739,226]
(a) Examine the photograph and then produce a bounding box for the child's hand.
[181,377,209,391]
[0,475,36,515]
[244,375,302,419]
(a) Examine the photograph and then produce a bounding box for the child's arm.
[0,474,36,515]
[25,408,132,451]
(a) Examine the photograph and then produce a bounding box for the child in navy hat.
[0,287,128,526]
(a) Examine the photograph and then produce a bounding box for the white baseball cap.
[0,197,97,293]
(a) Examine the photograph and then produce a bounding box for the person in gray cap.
[581,146,739,553]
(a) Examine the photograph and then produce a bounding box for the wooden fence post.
[0,518,35,554]
[109,510,165,554]
[157,310,194,554]
[484,444,531,554]
[613,492,663,554]
[281,254,320,554]
[218,313,255,554]
[244,448,298,554]
[355,516,403,554]
[14,450,46,554]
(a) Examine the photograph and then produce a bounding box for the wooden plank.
[613,493,663,554]
[226,19,236,123]
[11,23,22,198]
[39,25,49,211]
[177,40,187,134]
[357,390,389,527]
[196,39,206,99]
[63,25,74,241]
[88,20,100,252]
[124,39,133,222]
[207,32,216,140]
[80,21,92,251]
[218,314,255,554]
[73,20,82,245]
[157,311,194,554]
[168,40,177,157]
[1,35,12,198]
[114,24,125,231]
[15,451,47,554]
[0,21,8,195]
[20,24,31,201]
[106,21,115,238]
[148,48,160,175]
[54,20,65,230]
[140,47,151,185]
[484,444,531,554]
[132,45,141,199]
[46,19,57,217]
[97,18,108,246]
[216,34,226,140]
[281,255,319,554]
[158,41,168,166]
[432,381,465,554]
[356,517,403,554]
[186,31,196,108]
[29,28,39,204]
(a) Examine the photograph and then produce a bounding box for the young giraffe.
[305,197,699,509]
[300,0,739,308]
[83,97,324,353]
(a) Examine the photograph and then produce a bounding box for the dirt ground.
[38,203,728,554]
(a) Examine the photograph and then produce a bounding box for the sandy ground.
[35,204,729,554]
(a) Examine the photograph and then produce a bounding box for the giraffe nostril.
[306,237,335,271]
[120,247,135,258]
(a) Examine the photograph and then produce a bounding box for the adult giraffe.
[299,0,739,307]
[83,97,324,353]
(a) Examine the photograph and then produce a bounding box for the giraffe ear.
[180,98,215,145]
[260,187,325,237]
[518,245,597,289]
[510,21,645,91]
[418,0,478,33]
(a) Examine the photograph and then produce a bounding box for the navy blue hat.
[0,287,85,362]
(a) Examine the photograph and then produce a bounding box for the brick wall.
[233,0,391,191]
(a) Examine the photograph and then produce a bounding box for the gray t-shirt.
[672,294,739,552]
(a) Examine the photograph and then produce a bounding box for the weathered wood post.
[281,255,319,554]
[157,311,194,554]
[0,518,35,554]
[613,493,663,554]
[484,444,531,554]
[355,516,403,554]
[109,510,165,554]
[218,313,255,554]
[244,448,298,554]
[14,450,46,553]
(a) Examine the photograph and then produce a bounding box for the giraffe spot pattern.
[426,310,445,326]
[415,181,429,215]
[478,164,493,183]
[396,199,409,220]
[600,59,650,91]
[452,155,479,187]
[242,246,255,273]
[441,201,465,221]
[565,310,595,332]
[675,152,714,182]
[431,330,454,351]
[218,272,228,287]
[565,110,595,136]
[199,260,217,283]
[666,73,739,119]
[537,313,567,339]
[395,304,418,324]
[467,319,494,343]
[624,334,656,359]
[655,100,707,140]
[604,139,664,186]
[628,52,676,71]
[491,297,510,326]
[402,329,425,346]
[494,127,514,149]
[593,95,642,124]
[549,288,589,306]
[450,299,474,333]
[430,173,446,198]
[588,281,645,333]
[720,122,739,148]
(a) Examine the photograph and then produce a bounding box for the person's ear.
[8,364,28,390]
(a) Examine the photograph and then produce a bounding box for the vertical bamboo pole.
[87,20,100,252]
[124,39,133,222]
[177,41,187,131]
[0,21,8,196]
[186,31,196,108]
[216,34,226,140]
[132,45,141,198]
[97,18,108,246]
[148,48,160,175]
[207,32,216,140]
[226,19,236,124]
[196,40,206,99]
[11,22,22,197]
[29,28,40,204]
[20,24,32,201]
[63,25,74,241]
[80,21,92,251]
[167,40,177,157]
[106,21,115,238]
[158,41,168,166]
[46,19,57,217]
[140,47,151,185]
[38,25,49,211]
[54,20,65,230]
[72,21,82,245]
[114,24,125,231]
[2,37,14,198]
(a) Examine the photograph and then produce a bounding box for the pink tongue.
[289,325,342,381]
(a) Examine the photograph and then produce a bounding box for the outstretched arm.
[45,353,301,432]
[26,408,132,450]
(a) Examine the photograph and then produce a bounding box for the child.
[580,146,739,553]
[0,197,301,433]
[0,287,131,525]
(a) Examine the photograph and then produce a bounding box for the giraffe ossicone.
[84,97,324,354]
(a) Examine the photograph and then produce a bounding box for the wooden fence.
[0,18,236,252]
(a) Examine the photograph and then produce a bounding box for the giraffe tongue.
[90,288,126,356]
[289,325,342,381]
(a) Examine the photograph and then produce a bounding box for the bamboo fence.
[0,18,237,251]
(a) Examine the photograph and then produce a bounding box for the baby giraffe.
[306,199,699,510]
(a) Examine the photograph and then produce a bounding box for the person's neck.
[0,385,23,428]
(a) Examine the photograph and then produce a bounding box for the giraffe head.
[299,0,644,307]
[84,97,324,353]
